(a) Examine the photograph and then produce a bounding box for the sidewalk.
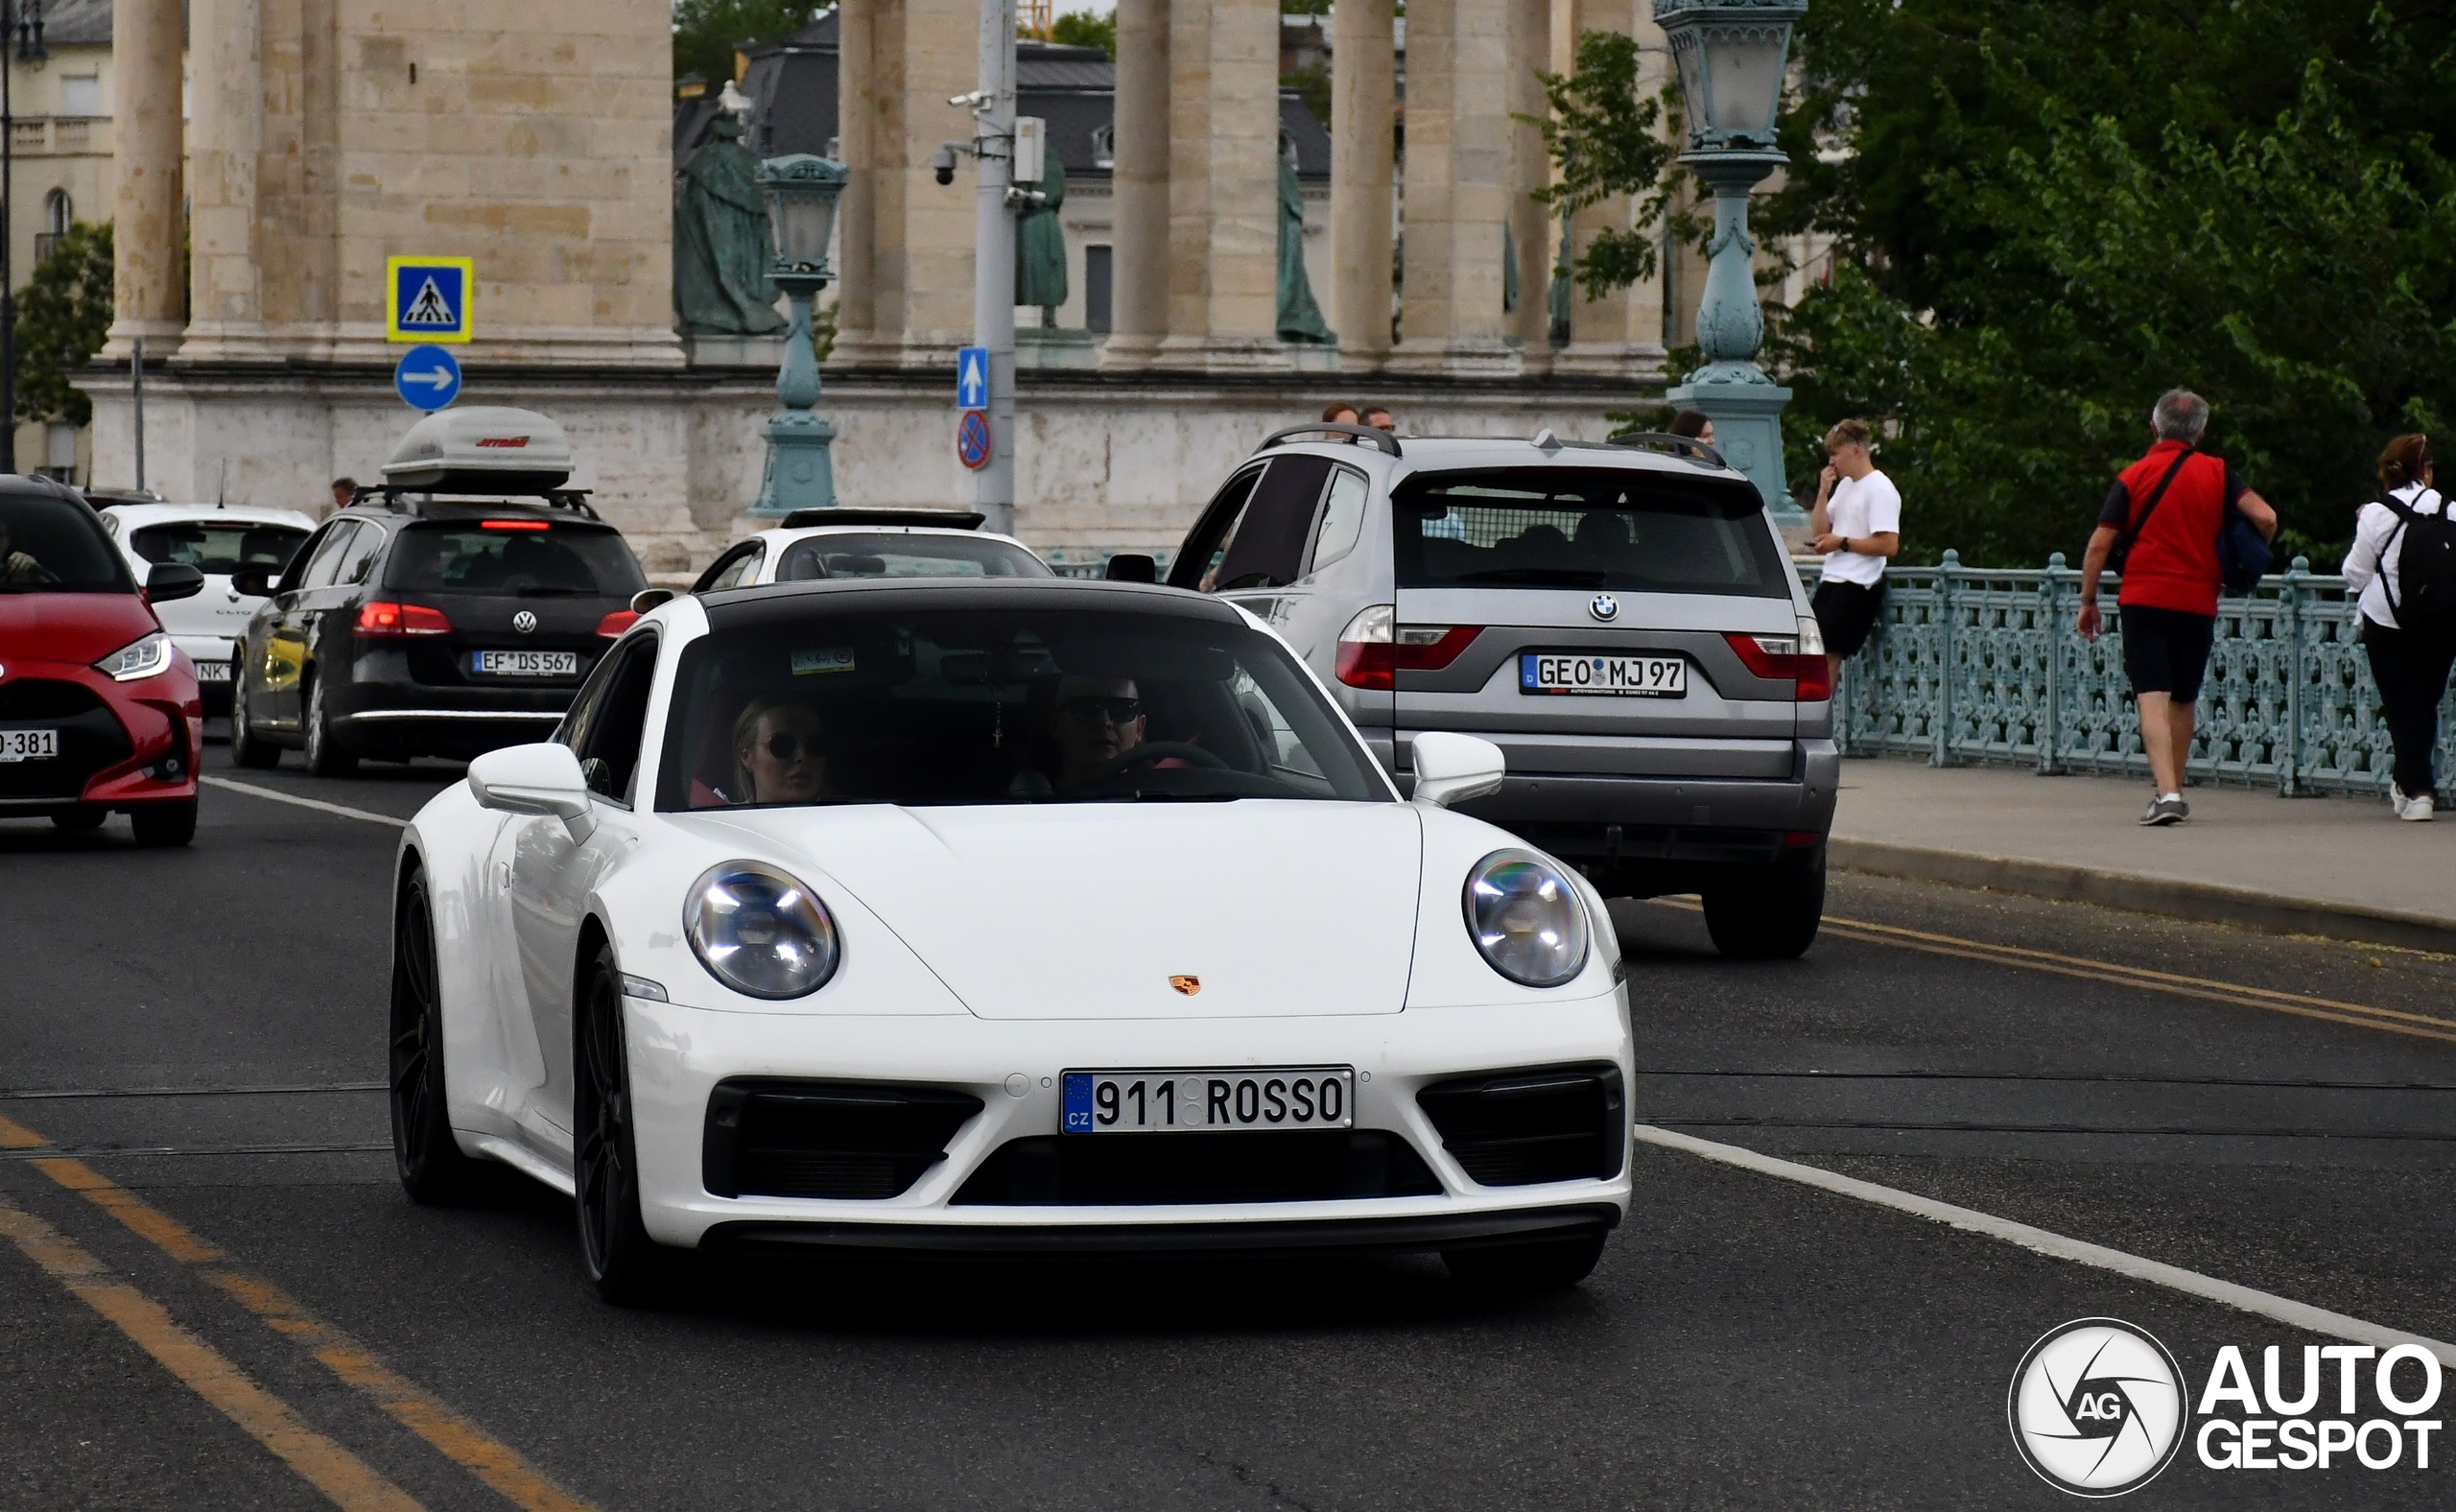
[1828,758,2456,953]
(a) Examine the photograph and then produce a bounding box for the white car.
[689,508,1052,591]
[390,578,1633,1304]
[96,502,317,713]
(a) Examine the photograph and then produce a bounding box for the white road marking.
[1634,1122,2456,1368]
[201,776,408,830]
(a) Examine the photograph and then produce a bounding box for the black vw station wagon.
[227,407,649,775]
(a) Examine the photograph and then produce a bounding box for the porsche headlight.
[1464,850,1591,987]
[95,631,174,682]
[684,862,840,999]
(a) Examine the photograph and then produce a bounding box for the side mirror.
[467,743,593,827]
[145,562,206,604]
[1408,731,1505,810]
[1102,553,1157,583]
[630,587,675,614]
[230,567,277,599]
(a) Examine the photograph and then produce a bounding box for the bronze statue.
[674,115,788,337]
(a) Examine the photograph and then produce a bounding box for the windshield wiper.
[512,585,598,597]
[1449,567,1609,587]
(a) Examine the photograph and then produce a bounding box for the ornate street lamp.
[1654,0,1807,530]
[751,153,849,517]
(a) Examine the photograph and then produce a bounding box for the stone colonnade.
[829,0,1669,379]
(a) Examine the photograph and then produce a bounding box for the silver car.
[1161,424,1838,957]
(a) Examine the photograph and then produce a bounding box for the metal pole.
[131,334,144,492]
[2,5,16,477]
[972,0,1017,536]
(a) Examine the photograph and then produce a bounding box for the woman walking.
[2343,434,2456,820]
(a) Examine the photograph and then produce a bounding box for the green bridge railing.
[1805,552,2454,800]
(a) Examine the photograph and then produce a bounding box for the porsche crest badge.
[1168,975,1201,996]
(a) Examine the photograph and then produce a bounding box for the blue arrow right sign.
[393,344,462,411]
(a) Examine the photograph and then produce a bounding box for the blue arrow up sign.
[393,344,462,411]
[956,346,989,410]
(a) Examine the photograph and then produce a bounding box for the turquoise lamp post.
[751,153,850,517]
[1653,0,1808,532]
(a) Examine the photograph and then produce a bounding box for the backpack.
[2382,494,2456,626]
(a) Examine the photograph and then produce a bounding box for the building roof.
[36,0,114,48]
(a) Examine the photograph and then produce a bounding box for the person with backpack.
[2076,390,2279,826]
[2342,433,2456,820]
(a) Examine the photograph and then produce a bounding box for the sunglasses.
[762,732,821,761]
[1060,696,1143,725]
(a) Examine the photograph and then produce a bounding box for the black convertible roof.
[698,575,1240,632]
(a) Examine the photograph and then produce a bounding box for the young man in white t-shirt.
[1809,418,1902,683]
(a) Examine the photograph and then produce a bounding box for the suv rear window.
[0,493,130,592]
[386,521,648,598]
[130,521,309,577]
[1392,467,1787,598]
[775,532,1050,580]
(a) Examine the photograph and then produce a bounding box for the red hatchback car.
[0,479,205,845]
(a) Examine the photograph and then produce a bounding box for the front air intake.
[702,1080,983,1200]
[1416,1066,1626,1187]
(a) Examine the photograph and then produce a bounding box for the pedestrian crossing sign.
[386,255,473,343]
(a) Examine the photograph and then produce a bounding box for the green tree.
[1050,11,1114,56]
[18,221,113,426]
[672,0,823,92]
[1528,30,1679,300]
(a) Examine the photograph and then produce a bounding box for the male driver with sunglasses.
[1046,675,1151,789]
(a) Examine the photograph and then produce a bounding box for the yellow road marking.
[0,1189,424,1512]
[0,1112,601,1512]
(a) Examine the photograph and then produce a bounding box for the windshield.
[1393,466,1788,598]
[130,520,309,578]
[0,493,131,593]
[774,532,1051,581]
[657,604,1388,810]
[386,522,648,598]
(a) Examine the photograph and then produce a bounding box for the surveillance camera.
[932,144,957,186]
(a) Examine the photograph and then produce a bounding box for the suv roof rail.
[1605,430,1728,468]
[353,485,602,521]
[1254,421,1403,459]
[778,507,988,531]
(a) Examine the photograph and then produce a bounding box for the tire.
[304,674,356,778]
[50,807,106,832]
[390,872,487,1203]
[1701,847,1826,960]
[130,801,198,848]
[575,939,673,1306]
[1443,1231,1609,1293]
[228,666,280,769]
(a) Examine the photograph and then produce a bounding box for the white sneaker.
[2393,785,2435,821]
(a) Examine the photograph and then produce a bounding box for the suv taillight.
[355,602,453,637]
[1334,604,1481,690]
[1722,618,1831,700]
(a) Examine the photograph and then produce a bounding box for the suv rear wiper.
[1451,567,1608,587]
[511,585,597,597]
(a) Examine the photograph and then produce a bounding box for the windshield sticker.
[791,647,856,676]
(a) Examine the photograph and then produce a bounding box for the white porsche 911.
[390,577,1632,1303]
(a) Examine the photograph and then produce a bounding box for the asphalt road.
[5,757,2453,1510]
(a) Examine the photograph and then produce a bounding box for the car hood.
[703,800,1425,1020]
[0,591,157,665]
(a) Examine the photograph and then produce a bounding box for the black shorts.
[1812,578,1887,657]
[2119,604,2217,701]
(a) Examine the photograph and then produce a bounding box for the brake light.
[355,602,453,637]
[479,519,551,531]
[594,610,639,638]
[1723,619,1832,700]
[1334,604,1481,690]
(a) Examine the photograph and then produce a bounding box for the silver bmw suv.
[1163,424,1838,958]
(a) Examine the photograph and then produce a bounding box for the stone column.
[1553,0,1668,378]
[1388,0,1513,376]
[1328,0,1395,372]
[180,0,266,360]
[893,0,984,363]
[1099,0,1170,369]
[1505,0,1553,373]
[103,0,185,360]
[830,0,881,364]
[1156,0,1283,371]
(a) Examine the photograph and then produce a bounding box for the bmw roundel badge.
[512,610,538,634]
[1589,593,1619,623]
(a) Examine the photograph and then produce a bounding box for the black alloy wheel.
[130,801,198,848]
[575,940,671,1305]
[1441,1230,1609,1293]
[1700,848,1827,960]
[304,674,356,778]
[50,807,106,832]
[228,661,280,769]
[390,871,485,1202]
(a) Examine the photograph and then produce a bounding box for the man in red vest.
[2076,390,2278,826]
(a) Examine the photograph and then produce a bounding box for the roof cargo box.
[380,407,575,494]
